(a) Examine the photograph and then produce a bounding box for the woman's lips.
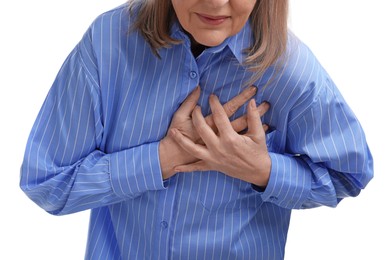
[196,13,229,26]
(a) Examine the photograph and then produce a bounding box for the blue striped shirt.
[20,4,373,260]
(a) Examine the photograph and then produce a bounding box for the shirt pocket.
[198,172,263,212]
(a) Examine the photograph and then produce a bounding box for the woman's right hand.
[159,85,269,179]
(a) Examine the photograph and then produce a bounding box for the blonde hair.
[129,0,289,83]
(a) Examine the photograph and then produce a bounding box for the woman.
[20,0,373,259]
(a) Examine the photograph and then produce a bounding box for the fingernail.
[209,94,218,100]
[251,86,258,93]
[250,99,256,109]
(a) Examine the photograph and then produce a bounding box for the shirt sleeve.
[20,42,165,216]
[260,77,373,209]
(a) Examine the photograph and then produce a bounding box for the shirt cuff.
[109,142,166,199]
[259,152,312,209]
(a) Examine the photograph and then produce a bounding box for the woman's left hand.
[170,94,271,187]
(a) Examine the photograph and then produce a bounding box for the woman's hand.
[159,86,269,180]
[170,95,271,187]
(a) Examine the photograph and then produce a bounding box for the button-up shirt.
[20,4,373,259]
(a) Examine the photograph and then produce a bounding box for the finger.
[205,86,257,130]
[230,120,269,134]
[222,86,257,118]
[174,160,208,173]
[246,99,264,143]
[175,86,200,116]
[257,101,270,117]
[230,101,270,133]
[209,94,235,136]
[170,128,209,159]
[230,115,248,133]
[192,106,219,147]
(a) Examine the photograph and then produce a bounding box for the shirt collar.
[227,21,253,64]
[170,20,253,65]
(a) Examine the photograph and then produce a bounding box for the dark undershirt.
[187,32,208,58]
[191,42,207,58]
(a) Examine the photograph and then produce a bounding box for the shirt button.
[269,196,278,201]
[189,71,197,79]
[160,221,168,229]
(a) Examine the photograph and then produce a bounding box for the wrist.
[159,137,177,179]
[251,154,271,188]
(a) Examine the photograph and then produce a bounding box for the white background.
[1,1,389,259]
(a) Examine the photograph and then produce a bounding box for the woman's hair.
[129,0,289,84]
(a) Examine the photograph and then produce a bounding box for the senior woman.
[20,0,373,259]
